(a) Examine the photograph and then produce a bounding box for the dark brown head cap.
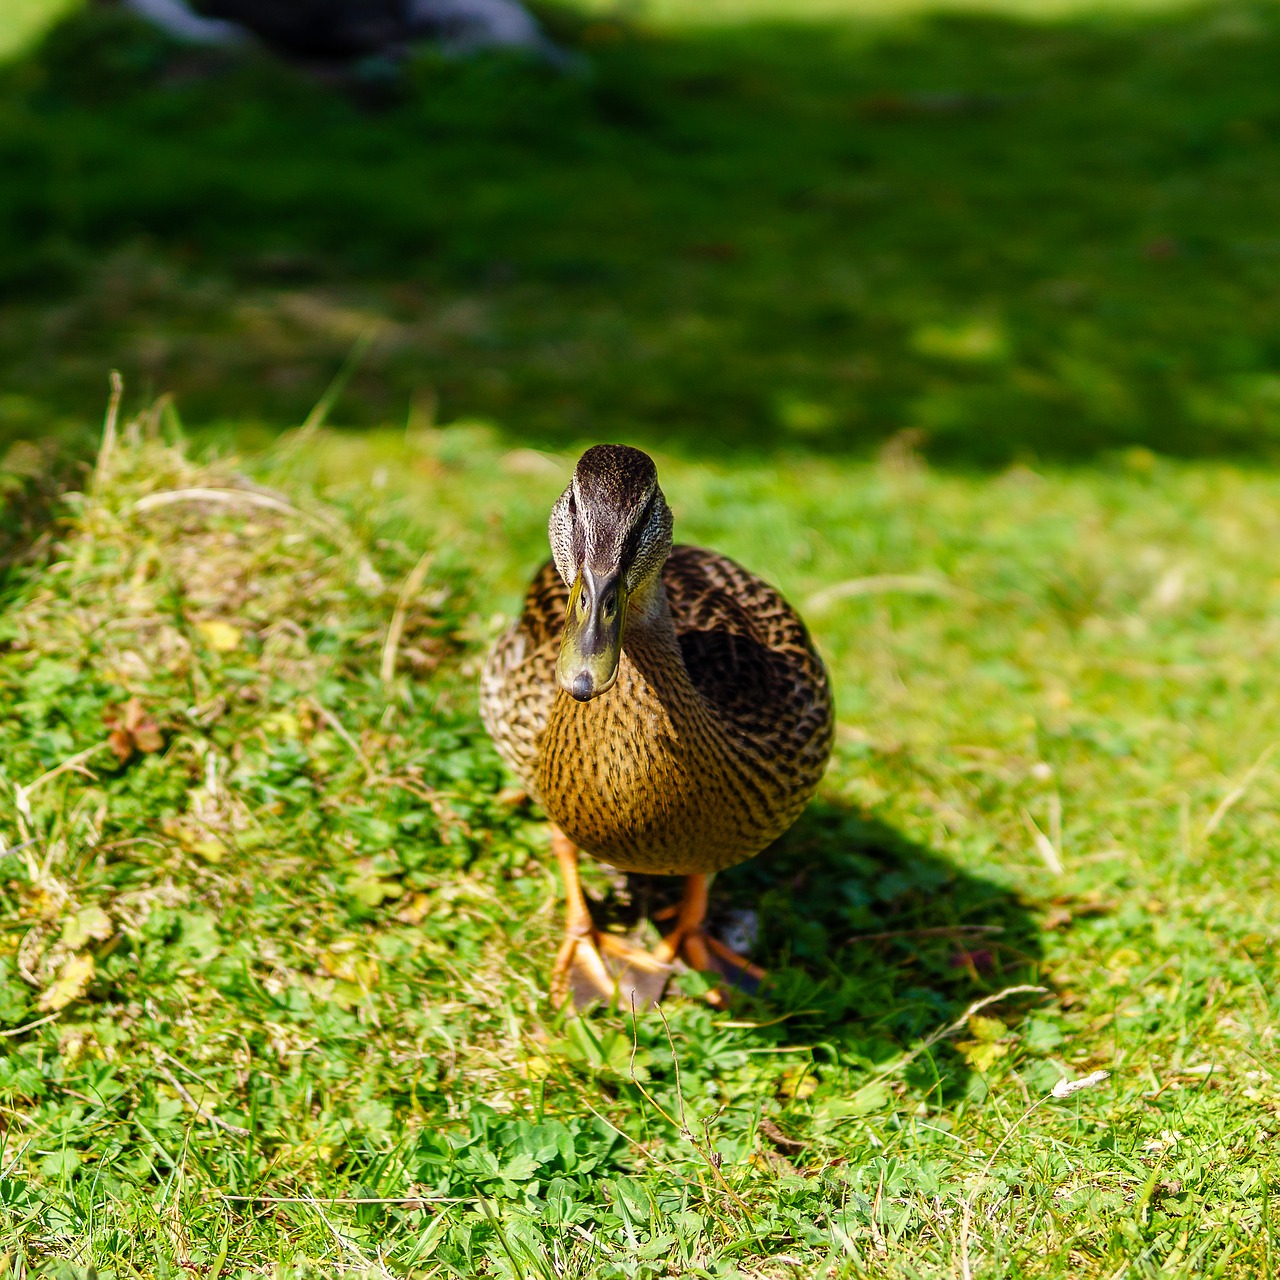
[548,444,672,590]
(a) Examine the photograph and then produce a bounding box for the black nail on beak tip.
[569,673,594,702]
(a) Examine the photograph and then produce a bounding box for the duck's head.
[549,444,673,703]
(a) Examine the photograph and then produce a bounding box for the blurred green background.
[5,0,1280,468]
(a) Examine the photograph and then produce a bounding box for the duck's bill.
[557,566,627,702]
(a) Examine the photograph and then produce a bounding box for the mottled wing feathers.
[664,546,833,795]
[480,559,568,791]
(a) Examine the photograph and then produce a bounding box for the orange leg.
[549,828,672,1011]
[652,874,765,1007]
[549,828,616,1007]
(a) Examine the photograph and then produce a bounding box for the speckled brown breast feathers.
[481,544,833,876]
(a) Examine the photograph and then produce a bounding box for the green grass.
[0,0,78,61]
[569,0,1203,19]
[5,0,1280,1273]
[7,1,1280,465]
[0,0,1210,54]
[3,421,1280,1274]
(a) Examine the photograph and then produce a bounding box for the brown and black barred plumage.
[481,447,833,879]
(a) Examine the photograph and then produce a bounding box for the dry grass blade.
[92,370,124,495]
[0,1011,62,1039]
[13,741,113,831]
[220,1194,464,1205]
[380,548,435,688]
[130,482,384,596]
[306,1193,393,1277]
[624,1000,750,1222]
[280,327,380,455]
[825,984,1050,1121]
[1021,807,1063,874]
[805,574,973,613]
[155,1062,251,1139]
[1202,742,1277,838]
[311,700,377,782]
[957,1070,1110,1279]
[919,984,1048,1053]
[132,486,304,520]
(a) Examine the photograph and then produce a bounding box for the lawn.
[6,0,1280,467]
[2,420,1280,1276]
[3,0,1280,1275]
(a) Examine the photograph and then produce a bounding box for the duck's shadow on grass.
[611,797,1045,1092]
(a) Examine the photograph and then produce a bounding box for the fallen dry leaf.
[104,697,164,762]
[39,954,95,1011]
[62,906,114,950]
[197,619,242,653]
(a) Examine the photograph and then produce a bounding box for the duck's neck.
[612,569,710,733]
[624,567,675,640]
[539,562,730,874]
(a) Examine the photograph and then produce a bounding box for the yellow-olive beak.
[557,566,628,702]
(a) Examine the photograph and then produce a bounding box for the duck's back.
[481,545,833,872]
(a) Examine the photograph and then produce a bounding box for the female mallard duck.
[481,445,833,1007]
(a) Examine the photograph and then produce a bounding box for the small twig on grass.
[154,1061,251,1139]
[0,1011,62,1039]
[221,1193,464,1205]
[958,1070,1109,1280]
[380,548,435,688]
[757,1117,806,1154]
[1203,742,1277,838]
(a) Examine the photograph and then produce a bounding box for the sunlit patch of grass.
[567,0,1203,22]
[2,417,1279,1273]
[0,0,79,62]
[0,0,1205,64]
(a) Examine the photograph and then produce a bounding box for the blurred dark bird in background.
[119,0,562,61]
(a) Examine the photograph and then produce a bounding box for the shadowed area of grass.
[4,1,1280,467]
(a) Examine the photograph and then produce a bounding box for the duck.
[481,444,833,1008]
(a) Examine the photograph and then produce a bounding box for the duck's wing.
[664,543,834,794]
[480,558,567,795]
